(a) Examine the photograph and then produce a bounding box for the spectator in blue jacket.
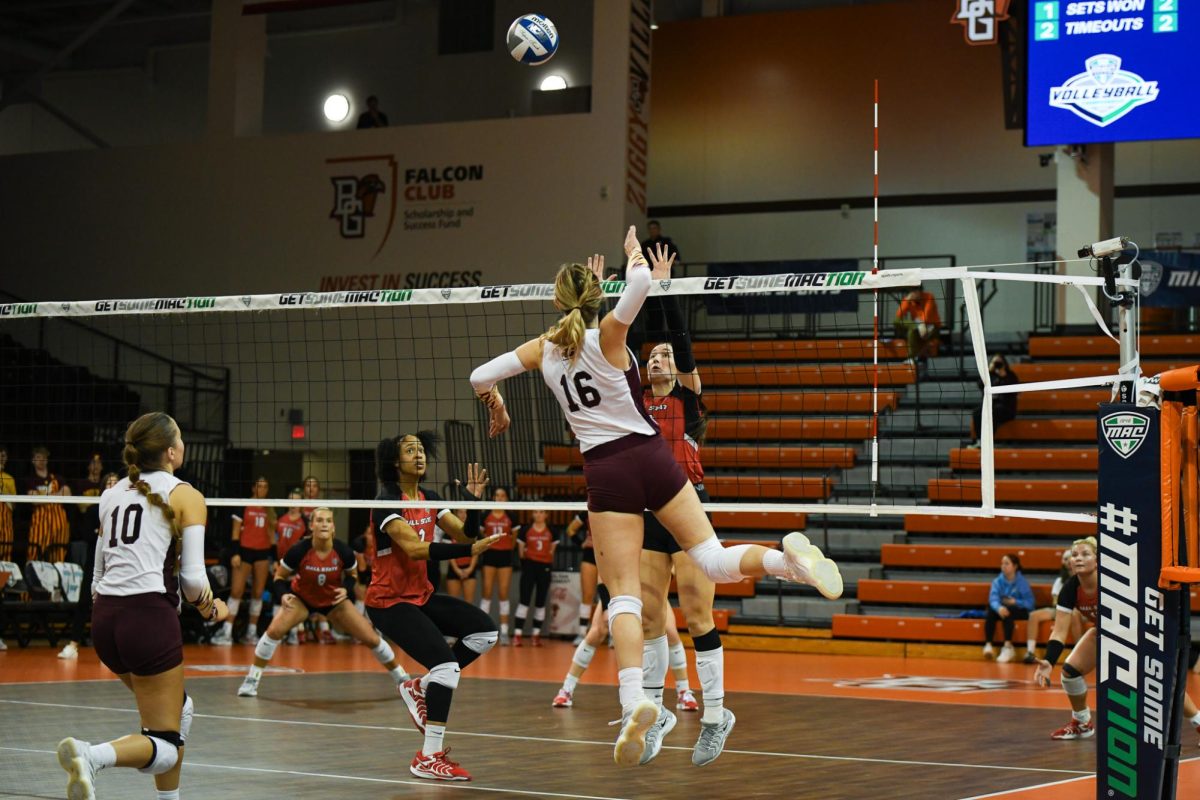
[982,553,1035,663]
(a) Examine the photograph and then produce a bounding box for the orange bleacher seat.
[1015,390,1109,413]
[712,511,805,531]
[904,514,1094,536]
[704,390,898,414]
[928,478,1097,504]
[516,474,832,500]
[1011,361,1181,383]
[832,614,1052,643]
[670,574,756,597]
[674,606,731,632]
[642,339,909,362]
[949,448,1098,472]
[996,419,1096,442]
[1028,334,1200,359]
[703,364,914,389]
[542,444,855,470]
[707,418,873,441]
[881,544,1065,571]
[857,579,1053,607]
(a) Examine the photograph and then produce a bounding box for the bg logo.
[1101,411,1149,459]
[330,174,386,238]
[950,0,1011,44]
[325,155,398,258]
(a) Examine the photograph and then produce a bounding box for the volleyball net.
[0,260,1141,546]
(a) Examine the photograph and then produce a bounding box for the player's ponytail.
[123,412,183,548]
[544,262,603,363]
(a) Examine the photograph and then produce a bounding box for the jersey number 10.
[107,505,144,547]
[559,371,602,412]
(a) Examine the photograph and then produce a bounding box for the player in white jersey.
[56,412,228,800]
[470,226,843,767]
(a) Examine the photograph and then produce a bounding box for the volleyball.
[507,13,558,65]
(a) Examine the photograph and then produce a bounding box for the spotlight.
[539,74,567,91]
[323,93,350,122]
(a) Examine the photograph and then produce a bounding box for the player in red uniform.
[237,507,408,697]
[478,487,518,643]
[274,489,308,560]
[512,509,557,647]
[213,477,276,645]
[368,432,505,781]
[444,510,480,602]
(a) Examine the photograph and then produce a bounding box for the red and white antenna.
[871,79,880,502]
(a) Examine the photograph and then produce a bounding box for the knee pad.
[179,693,194,744]
[254,634,280,662]
[461,630,498,655]
[668,641,688,671]
[579,603,592,619]
[138,729,181,775]
[573,641,597,669]
[607,594,643,624]
[248,598,263,617]
[370,638,395,665]
[426,661,461,691]
[479,598,492,614]
[1061,665,1088,697]
[534,607,545,622]
[499,600,510,616]
[516,603,530,620]
[686,537,747,584]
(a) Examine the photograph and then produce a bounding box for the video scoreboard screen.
[1026,0,1198,145]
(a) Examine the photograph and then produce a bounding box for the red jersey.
[482,512,517,551]
[275,513,308,560]
[454,554,473,568]
[283,539,355,608]
[367,488,445,608]
[520,524,556,565]
[235,506,272,549]
[643,383,706,485]
[1056,575,1098,625]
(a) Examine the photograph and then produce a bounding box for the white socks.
[89,743,117,770]
[563,672,581,693]
[762,549,787,578]
[618,667,646,711]
[370,638,395,666]
[1073,708,1092,724]
[423,723,446,755]
[157,791,180,800]
[642,635,669,708]
[564,641,596,693]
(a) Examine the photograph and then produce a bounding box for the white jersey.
[95,471,185,603]
[542,328,658,452]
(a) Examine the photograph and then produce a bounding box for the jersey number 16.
[559,371,601,412]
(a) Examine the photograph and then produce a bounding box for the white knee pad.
[516,603,530,619]
[534,607,546,622]
[426,661,462,690]
[248,598,263,618]
[499,600,511,616]
[370,638,395,666]
[668,641,688,671]
[254,634,280,662]
[461,630,498,654]
[479,598,492,614]
[179,693,194,744]
[1061,671,1088,697]
[686,537,748,584]
[579,603,592,619]
[572,641,597,669]
[608,594,643,624]
[138,730,181,775]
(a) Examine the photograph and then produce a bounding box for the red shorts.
[583,434,688,514]
[92,593,183,676]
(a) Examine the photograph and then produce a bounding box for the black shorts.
[294,596,346,617]
[448,564,478,581]
[480,548,514,569]
[644,484,710,555]
[583,434,688,514]
[596,583,610,611]
[239,546,273,564]
[92,593,183,677]
[581,548,596,566]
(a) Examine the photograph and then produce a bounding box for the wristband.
[1044,639,1064,667]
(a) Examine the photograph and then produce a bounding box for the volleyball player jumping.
[470,225,842,766]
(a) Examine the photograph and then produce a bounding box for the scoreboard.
[1026,0,1197,145]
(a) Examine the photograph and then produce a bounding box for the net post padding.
[1159,387,1200,589]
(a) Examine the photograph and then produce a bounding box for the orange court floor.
[1,640,1198,799]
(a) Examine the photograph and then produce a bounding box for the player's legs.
[1051,628,1097,740]
[497,564,513,640]
[238,598,309,697]
[532,564,552,641]
[328,601,409,684]
[244,559,271,641]
[216,559,252,644]
[514,563,536,644]
[1025,608,1054,661]
[461,575,477,605]
[579,557,598,640]
[444,577,463,599]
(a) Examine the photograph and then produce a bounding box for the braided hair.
[122,412,182,550]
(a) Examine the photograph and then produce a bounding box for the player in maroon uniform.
[213,477,275,645]
[237,507,408,697]
[512,508,557,647]
[368,432,504,781]
[1035,537,1101,739]
[478,487,518,643]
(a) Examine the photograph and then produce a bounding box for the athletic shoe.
[285,629,299,646]
[781,532,843,600]
[512,631,523,647]
[499,632,511,646]
[209,629,233,646]
[676,689,699,712]
[239,631,259,645]
[1051,719,1095,740]
[996,644,1015,663]
[56,737,97,800]
[572,633,585,645]
[0,639,7,651]
[57,642,79,659]
[237,675,260,698]
[639,706,678,765]
[318,629,336,645]
[410,748,470,781]
[553,688,573,708]
[532,633,542,647]
[613,699,659,767]
[399,677,428,733]
[1022,651,1037,664]
[982,645,995,660]
[692,709,737,766]
[330,628,352,643]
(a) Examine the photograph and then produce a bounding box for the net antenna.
[870,78,881,513]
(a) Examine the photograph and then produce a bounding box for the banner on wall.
[547,571,582,636]
[1137,251,1200,308]
[950,0,1012,44]
[705,260,861,314]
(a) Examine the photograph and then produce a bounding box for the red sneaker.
[676,689,699,712]
[1051,719,1095,740]
[552,688,573,708]
[410,749,470,781]
[532,633,543,647]
[318,629,336,645]
[512,632,523,648]
[398,678,427,733]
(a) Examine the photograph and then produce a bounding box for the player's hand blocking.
[472,533,506,556]
[648,242,676,280]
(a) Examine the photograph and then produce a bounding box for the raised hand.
[649,242,676,281]
[624,225,641,259]
[464,462,490,498]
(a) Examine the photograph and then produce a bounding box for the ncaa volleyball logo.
[1101,411,1149,459]
[507,14,559,65]
[1048,54,1159,127]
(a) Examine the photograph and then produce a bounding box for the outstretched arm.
[599,225,651,368]
[470,337,543,437]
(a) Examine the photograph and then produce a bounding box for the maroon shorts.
[583,434,689,514]
[92,593,183,677]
